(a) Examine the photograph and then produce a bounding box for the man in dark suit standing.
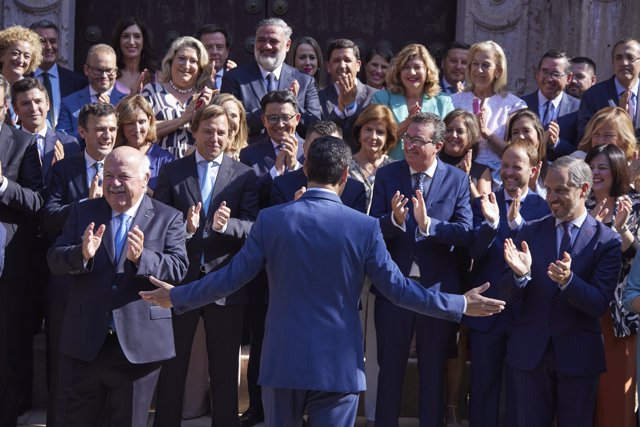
[465,140,550,427]
[153,104,258,427]
[195,24,236,89]
[318,39,377,150]
[0,74,45,427]
[502,155,621,426]
[47,146,188,427]
[439,41,469,94]
[57,44,126,139]
[30,20,87,128]
[578,38,640,140]
[370,112,472,427]
[521,50,580,159]
[140,136,505,427]
[271,119,366,212]
[221,18,320,141]
[41,102,116,427]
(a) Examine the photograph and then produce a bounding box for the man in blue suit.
[466,141,549,427]
[47,146,188,427]
[578,38,640,140]
[501,155,621,427]
[30,20,87,128]
[57,44,126,140]
[270,120,367,212]
[370,112,472,427]
[220,18,320,142]
[140,136,505,427]
[521,50,580,159]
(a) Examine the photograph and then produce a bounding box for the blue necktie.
[542,101,553,128]
[114,213,130,262]
[266,72,277,93]
[558,222,573,258]
[199,160,214,213]
[413,172,426,194]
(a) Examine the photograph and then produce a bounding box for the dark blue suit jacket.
[41,127,79,186]
[370,160,472,296]
[502,214,621,375]
[170,189,465,393]
[47,195,188,363]
[520,91,580,159]
[56,86,127,139]
[154,153,258,304]
[221,62,321,141]
[270,168,367,213]
[578,75,640,141]
[58,66,88,98]
[465,189,549,331]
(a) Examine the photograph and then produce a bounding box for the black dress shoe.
[240,407,264,427]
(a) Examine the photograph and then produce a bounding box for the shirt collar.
[194,149,224,165]
[89,84,114,98]
[537,89,563,108]
[112,192,145,220]
[84,150,104,169]
[503,187,530,203]
[259,63,284,81]
[555,210,588,229]
[35,127,47,138]
[614,78,640,97]
[409,158,438,178]
[35,63,59,78]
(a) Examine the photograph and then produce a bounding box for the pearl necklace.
[169,79,195,94]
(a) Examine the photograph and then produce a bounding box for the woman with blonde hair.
[0,25,42,84]
[575,106,637,160]
[372,43,453,159]
[452,40,527,187]
[115,94,174,192]
[141,36,214,158]
[210,92,248,160]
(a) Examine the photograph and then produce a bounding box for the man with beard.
[220,18,320,143]
[567,57,597,99]
[318,39,377,150]
[439,41,469,94]
[465,141,549,427]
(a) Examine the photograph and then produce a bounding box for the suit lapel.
[496,190,511,238]
[425,161,445,210]
[41,128,58,180]
[571,214,596,258]
[249,63,267,103]
[208,155,234,219]
[97,199,116,266]
[120,196,155,269]
[399,161,414,201]
[183,154,202,205]
[389,92,409,123]
[606,77,619,105]
[279,65,295,92]
[72,152,89,198]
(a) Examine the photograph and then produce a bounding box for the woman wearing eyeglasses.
[0,25,42,85]
[141,36,214,158]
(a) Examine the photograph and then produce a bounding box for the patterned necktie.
[41,71,55,125]
[542,100,552,127]
[413,172,426,194]
[266,73,277,93]
[114,213,130,262]
[558,222,573,258]
[620,89,631,113]
[94,161,103,186]
[35,135,45,165]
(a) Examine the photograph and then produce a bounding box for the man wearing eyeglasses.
[56,44,126,140]
[521,50,580,160]
[370,112,472,427]
[578,38,640,140]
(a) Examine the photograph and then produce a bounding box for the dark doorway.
[74,0,456,72]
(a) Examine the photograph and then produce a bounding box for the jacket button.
[112,285,117,291]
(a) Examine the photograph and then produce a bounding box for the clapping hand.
[186,202,202,234]
[127,226,144,264]
[82,222,105,261]
[547,252,572,286]
[52,140,65,165]
[391,191,409,226]
[212,201,230,232]
[479,192,499,224]
[412,189,428,233]
[503,238,532,277]
[507,188,522,223]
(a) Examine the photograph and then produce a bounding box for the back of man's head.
[306,136,351,185]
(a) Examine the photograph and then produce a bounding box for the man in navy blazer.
[57,44,126,140]
[466,141,549,427]
[578,38,640,140]
[0,75,45,427]
[153,105,258,427]
[370,112,472,427]
[271,120,366,212]
[47,146,188,427]
[140,136,505,427]
[501,155,621,426]
[521,50,580,159]
[30,20,87,128]
[220,18,320,142]
[318,39,377,150]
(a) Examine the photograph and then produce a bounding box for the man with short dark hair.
[318,39,377,149]
[578,38,640,139]
[220,18,320,141]
[440,41,469,94]
[567,56,597,99]
[141,136,504,427]
[195,24,236,89]
[30,19,87,127]
[521,50,580,159]
[502,155,621,426]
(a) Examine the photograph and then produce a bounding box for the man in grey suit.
[521,50,580,159]
[220,18,321,142]
[141,136,505,427]
[47,146,188,427]
[318,38,378,150]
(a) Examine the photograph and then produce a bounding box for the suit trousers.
[63,334,161,427]
[510,344,598,427]
[154,303,245,427]
[45,299,72,427]
[262,386,359,427]
[374,296,454,427]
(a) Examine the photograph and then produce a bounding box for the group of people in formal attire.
[0,12,639,427]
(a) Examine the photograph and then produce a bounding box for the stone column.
[2,0,77,68]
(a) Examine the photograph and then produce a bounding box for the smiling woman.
[110,17,157,95]
[0,25,42,85]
